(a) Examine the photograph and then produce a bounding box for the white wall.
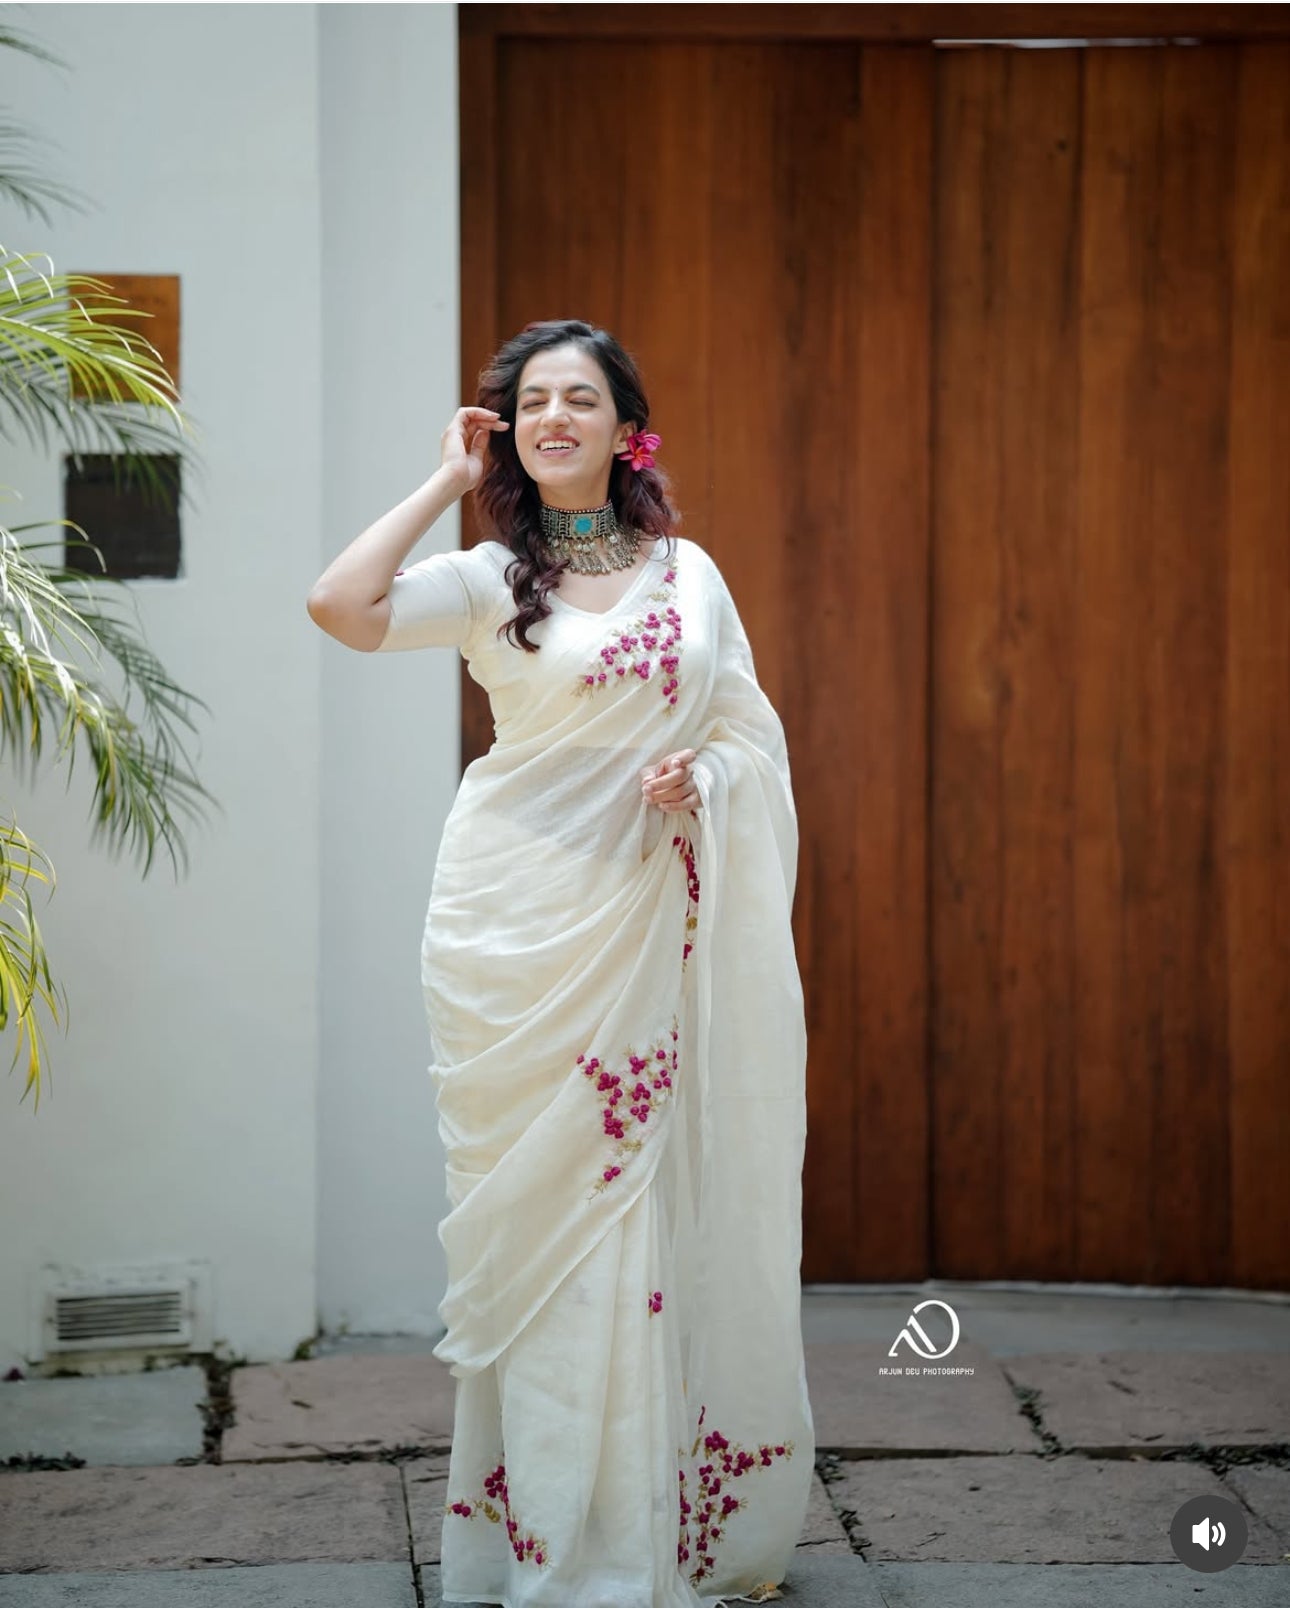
[316,2,460,1339]
[0,2,460,1369]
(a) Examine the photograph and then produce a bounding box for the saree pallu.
[389,537,813,1607]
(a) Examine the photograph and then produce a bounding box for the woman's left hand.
[641,748,700,814]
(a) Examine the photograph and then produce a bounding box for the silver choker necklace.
[539,499,640,575]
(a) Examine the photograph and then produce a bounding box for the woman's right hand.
[441,406,509,493]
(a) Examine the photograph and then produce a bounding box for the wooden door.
[459,7,1290,1289]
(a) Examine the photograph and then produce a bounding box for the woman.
[307,320,814,1608]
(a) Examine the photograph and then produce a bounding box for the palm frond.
[0,20,71,71]
[0,81,220,1102]
[0,253,177,402]
[0,806,67,1111]
[0,118,93,229]
[0,513,223,882]
[0,248,203,513]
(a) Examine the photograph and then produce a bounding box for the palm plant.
[1,19,217,1110]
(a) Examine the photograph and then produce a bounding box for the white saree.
[376,533,814,1608]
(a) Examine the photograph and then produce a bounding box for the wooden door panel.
[462,31,935,1283]
[931,41,1287,1286]
[932,44,1087,1282]
[1078,44,1239,1285]
[461,11,1290,1287]
[1224,42,1290,1289]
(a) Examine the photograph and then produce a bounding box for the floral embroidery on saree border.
[677,1402,796,1588]
[577,1014,680,1199]
[573,566,683,709]
[446,1461,551,1568]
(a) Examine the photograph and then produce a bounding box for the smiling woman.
[516,358,622,501]
[468,323,681,642]
[310,318,814,1608]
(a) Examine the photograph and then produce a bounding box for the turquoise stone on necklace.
[539,497,640,574]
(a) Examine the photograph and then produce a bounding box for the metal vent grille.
[34,1262,212,1360]
[54,1288,189,1346]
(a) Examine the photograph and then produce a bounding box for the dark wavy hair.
[472,319,681,651]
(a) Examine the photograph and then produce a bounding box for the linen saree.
[376,534,814,1608]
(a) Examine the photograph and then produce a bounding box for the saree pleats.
[429,825,691,1379]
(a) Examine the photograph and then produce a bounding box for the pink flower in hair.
[615,429,662,471]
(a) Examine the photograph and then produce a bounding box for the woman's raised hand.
[441,406,509,492]
[641,749,700,815]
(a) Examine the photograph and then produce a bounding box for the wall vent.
[33,1261,214,1361]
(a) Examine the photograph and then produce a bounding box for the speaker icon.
[1191,1516,1226,1551]
[1171,1495,1246,1572]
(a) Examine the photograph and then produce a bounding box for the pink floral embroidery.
[574,567,683,710]
[648,1289,664,1316]
[677,1466,692,1569]
[677,1404,795,1586]
[577,1016,680,1198]
[673,832,700,969]
[446,1461,550,1567]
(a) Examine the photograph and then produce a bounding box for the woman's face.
[513,343,635,507]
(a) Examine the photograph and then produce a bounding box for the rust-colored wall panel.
[66,272,180,401]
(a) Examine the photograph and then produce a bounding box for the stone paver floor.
[2,1286,1287,1605]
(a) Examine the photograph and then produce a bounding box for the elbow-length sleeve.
[374,544,503,653]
